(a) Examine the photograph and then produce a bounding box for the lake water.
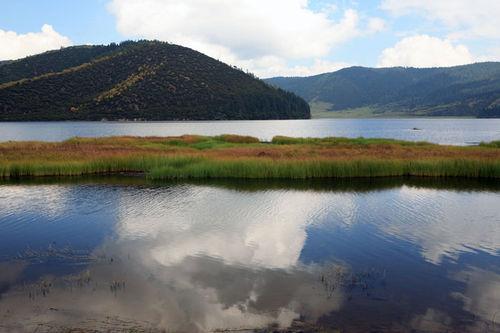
[0,118,499,145]
[0,177,499,332]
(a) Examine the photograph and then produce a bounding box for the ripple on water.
[0,179,499,332]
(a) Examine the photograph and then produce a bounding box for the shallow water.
[0,118,499,145]
[0,177,499,332]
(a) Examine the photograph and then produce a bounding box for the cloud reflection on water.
[0,181,498,332]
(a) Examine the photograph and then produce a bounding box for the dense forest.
[0,41,310,121]
[265,63,500,118]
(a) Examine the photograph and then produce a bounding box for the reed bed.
[1,135,499,179]
[148,158,500,179]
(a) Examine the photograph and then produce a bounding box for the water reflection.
[0,178,499,332]
[377,187,500,264]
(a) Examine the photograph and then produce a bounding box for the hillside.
[0,41,310,121]
[265,63,500,118]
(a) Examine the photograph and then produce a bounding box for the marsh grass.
[148,158,500,179]
[0,156,202,178]
[1,135,499,179]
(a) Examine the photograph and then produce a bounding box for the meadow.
[1,135,499,179]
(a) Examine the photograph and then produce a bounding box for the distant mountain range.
[265,63,500,118]
[0,41,309,121]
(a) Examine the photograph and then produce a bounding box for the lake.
[0,118,499,145]
[0,177,499,332]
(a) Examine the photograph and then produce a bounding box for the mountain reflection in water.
[0,178,499,332]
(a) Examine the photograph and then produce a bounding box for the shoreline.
[1,135,499,180]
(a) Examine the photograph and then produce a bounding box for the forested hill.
[0,41,310,121]
[265,63,500,118]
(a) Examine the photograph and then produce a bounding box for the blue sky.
[0,0,120,44]
[1,0,499,77]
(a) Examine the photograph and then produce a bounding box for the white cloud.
[108,0,359,59]
[274,59,351,77]
[381,0,500,40]
[377,35,474,68]
[367,17,386,34]
[0,24,72,60]
[238,56,350,78]
[108,0,380,77]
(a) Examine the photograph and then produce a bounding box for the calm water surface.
[0,178,499,332]
[0,118,499,145]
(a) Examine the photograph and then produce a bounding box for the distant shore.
[1,135,499,179]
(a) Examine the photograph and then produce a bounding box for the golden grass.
[0,53,123,90]
[95,64,162,102]
[0,135,499,179]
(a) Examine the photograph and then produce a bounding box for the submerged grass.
[1,135,499,179]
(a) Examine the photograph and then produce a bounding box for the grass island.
[1,135,499,180]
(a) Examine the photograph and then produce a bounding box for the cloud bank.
[381,0,500,39]
[0,24,72,61]
[108,0,382,77]
[378,35,474,68]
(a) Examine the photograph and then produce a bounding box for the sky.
[1,0,500,78]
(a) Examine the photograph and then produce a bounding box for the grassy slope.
[0,135,499,179]
[267,63,500,118]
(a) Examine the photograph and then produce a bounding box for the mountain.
[0,41,310,121]
[265,63,500,118]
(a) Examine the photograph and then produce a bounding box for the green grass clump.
[214,134,260,144]
[189,135,260,149]
[479,140,500,148]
